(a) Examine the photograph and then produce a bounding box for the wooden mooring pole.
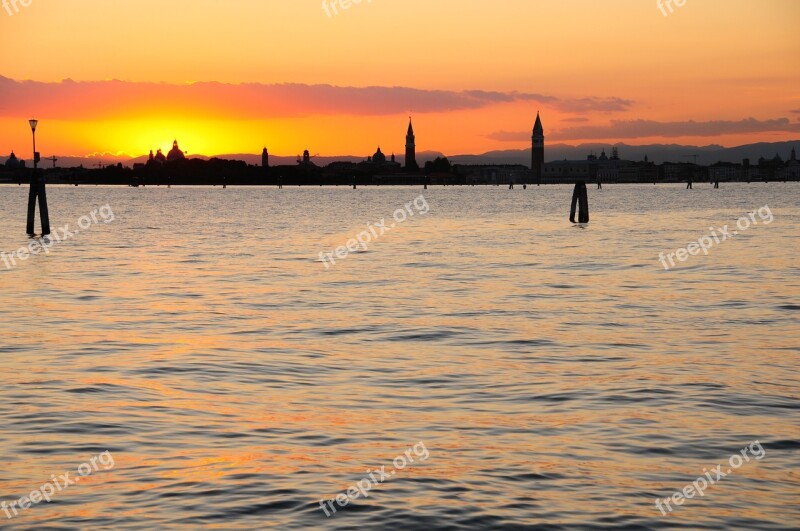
[570,182,589,224]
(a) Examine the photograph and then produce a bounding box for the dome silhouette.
[167,140,186,162]
[4,151,20,168]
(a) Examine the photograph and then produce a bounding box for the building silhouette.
[532,112,544,179]
[788,147,799,179]
[298,150,316,166]
[262,147,269,168]
[167,140,186,162]
[405,118,418,170]
[4,151,20,168]
[364,147,401,170]
[149,149,167,164]
[144,140,186,165]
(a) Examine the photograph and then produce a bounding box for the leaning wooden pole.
[26,173,38,235]
[570,182,589,224]
[37,171,50,235]
[27,170,51,236]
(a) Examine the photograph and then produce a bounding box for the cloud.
[552,97,633,113]
[789,109,800,114]
[0,77,632,120]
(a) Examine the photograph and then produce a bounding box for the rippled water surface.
[1,184,798,530]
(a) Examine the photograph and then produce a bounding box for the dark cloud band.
[0,76,631,119]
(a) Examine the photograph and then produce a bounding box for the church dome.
[5,151,20,168]
[373,147,386,164]
[167,140,186,162]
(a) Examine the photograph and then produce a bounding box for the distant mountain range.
[446,141,800,166]
[22,140,800,169]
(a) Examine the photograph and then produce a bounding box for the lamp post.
[26,119,50,236]
[29,119,38,169]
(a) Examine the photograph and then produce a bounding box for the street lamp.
[29,119,38,169]
[26,119,49,236]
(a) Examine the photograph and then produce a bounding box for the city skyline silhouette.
[1,3,798,530]
[1,1,798,157]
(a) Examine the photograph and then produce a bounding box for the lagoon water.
[0,183,798,530]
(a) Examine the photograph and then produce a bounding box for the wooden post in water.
[569,181,589,224]
[26,173,38,235]
[37,172,50,235]
[26,173,51,236]
[687,180,693,189]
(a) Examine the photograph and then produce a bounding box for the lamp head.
[29,119,38,132]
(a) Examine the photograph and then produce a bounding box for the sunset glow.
[2,3,800,529]
[1,0,798,158]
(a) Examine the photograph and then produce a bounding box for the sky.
[0,0,799,159]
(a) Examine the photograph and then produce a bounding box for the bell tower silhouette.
[405,118,418,170]
[532,112,544,180]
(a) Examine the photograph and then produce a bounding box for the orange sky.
[1,0,798,159]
